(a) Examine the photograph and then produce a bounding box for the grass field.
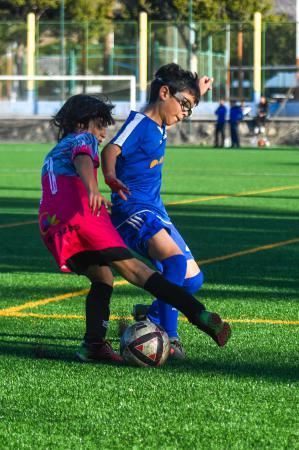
[0,143,298,449]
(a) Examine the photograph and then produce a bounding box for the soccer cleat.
[76,339,124,364]
[169,338,186,360]
[132,303,150,321]
[196,310,231,347]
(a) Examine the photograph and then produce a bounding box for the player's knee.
[183,271,204,294]
[161,254,187,284]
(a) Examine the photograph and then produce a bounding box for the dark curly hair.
[148,63,200,105]
[52,94,115,141]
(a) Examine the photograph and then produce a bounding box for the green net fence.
[0,19,298,104]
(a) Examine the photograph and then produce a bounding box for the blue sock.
[147,300,160,325]
[148,254,186,338]
[183,271,204,294]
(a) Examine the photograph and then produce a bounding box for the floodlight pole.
[60,0,65,74]
[188,0,197,73]
[225,24,231,101]
[297,0,299,67]
[27,13,36,113]
[139,12,148,106]
[60,0,66,99]
[253,12,262,104]
[188,0,192,70]
[237,25,243,100]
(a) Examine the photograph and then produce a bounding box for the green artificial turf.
[0,144,298,449]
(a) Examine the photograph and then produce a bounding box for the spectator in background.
[254,95,268,135]
[229,100,243,148]
[240,99,253,136]
[214,99,227,148]
[241,99,251,118]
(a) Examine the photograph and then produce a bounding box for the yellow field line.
[167,194,229,205]
[197,237,299,265]
[1,184,299,230]
[1,289,89,314]
[236,185,299,196]
[166,184,299,206]
[0,311,85,320]
[1,280,128,314]
[227,318,299,325]
[0,220,37,229]
[0,311,298,325]
[0,236,298,316]
[1,183,298,320]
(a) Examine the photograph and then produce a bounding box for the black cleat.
[132,304,150,321]
[169,338,186,360]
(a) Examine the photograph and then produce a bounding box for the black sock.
[84,282,113,343]
[144,273,205,324]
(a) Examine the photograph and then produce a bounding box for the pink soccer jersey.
[38,132,127,271]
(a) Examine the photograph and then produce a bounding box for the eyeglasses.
[172,93,194,117]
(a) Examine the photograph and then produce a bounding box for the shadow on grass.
[164,357,299,383]
[0,197,40,208]
[0,328,123,366]
[0,332,81,341]
[0,285,154,307]
[0,338,298,383]
[0,339,79,363]
[1,199,299,299]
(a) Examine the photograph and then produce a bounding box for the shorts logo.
[39,212,60,235]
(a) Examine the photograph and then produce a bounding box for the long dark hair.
[52,94,115,141]
[148,63,200,105]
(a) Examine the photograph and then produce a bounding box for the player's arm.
[101,143,130,201]
[74,154,111,215]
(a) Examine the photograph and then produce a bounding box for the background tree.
[116,0,273,21]
[0,0,115,77]
[0,0,294,94]
[0,0,59,20]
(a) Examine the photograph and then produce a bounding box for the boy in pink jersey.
[39,94,231,364]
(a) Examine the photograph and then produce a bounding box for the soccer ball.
[257,138,269,147]
[120,321,170,367]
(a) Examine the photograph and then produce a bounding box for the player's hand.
[88,189,112,215]
[199,76,213,96]
[104,175,131,201]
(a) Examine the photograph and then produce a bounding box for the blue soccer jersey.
[110,111,169,225]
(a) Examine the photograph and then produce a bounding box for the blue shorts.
[113,210,194,270]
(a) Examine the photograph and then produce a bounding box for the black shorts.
[66,247,133,274]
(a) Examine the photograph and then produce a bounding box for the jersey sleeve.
[70,133,99,167]
[111,113,146,157]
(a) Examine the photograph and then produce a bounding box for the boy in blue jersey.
[214,99,227,148]
[229,100,243,148]
[102,63,227,358]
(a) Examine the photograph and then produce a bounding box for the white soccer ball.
[257,137,270,148]
[120,321,170,367]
